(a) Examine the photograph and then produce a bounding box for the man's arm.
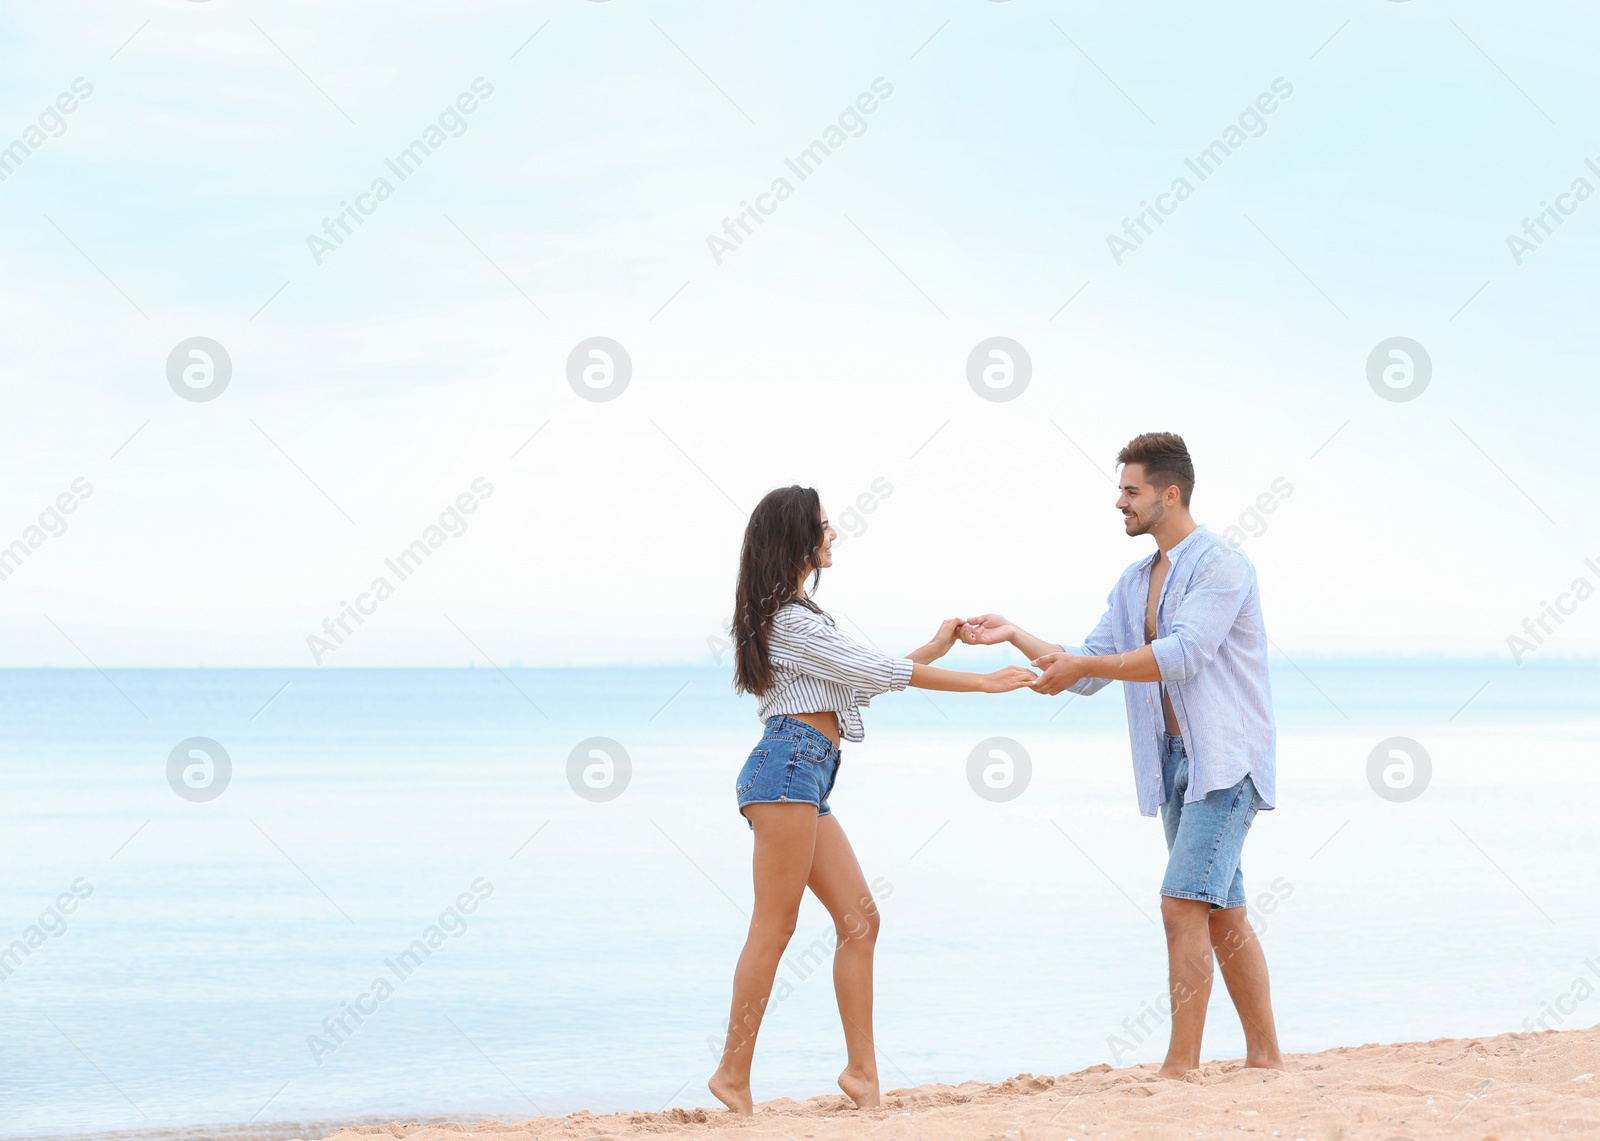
[961,614,1062,660]
[1031,643,1160,695]
[1147,552,1251,683]
[1030,552,1251,694]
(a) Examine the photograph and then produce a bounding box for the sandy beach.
[292,1023,1600,1141]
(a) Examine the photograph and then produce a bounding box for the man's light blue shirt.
[1057,526,1276,818]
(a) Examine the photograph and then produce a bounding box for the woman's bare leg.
[807,814,881,1109]
[708,803,819,1115]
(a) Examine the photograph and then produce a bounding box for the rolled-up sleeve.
[782,617,913,695]
[1150,550,1250,683]
[1058,587,1122,696]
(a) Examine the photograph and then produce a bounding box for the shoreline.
[20,1022,1599,1141]
[300,1021,1600,1140]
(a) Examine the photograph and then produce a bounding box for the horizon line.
[0,654,1594,671]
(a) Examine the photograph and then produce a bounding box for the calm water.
[1,660,1596,1139]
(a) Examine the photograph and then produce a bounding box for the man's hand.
[1030,651,1088,696]
[960,613,1016,646]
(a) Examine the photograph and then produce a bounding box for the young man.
[962,431,1283,1079]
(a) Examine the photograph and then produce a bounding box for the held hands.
[915,612,1042,692]
[1028,651,1088,695]
[959,613,1016,646]
[942,613,1039,691]
[981,666,1039,693]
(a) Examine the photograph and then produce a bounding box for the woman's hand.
[961,613,1016,646]
[980,665,1039,693]
[909,617,964,664]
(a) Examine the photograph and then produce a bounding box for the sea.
[1,659,1595,1139]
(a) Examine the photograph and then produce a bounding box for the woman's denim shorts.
[735,715,841,827]
[1159,734,1262,909]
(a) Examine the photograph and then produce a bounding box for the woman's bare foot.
[708,1068,753,1116]
[1155,1061,1194,1080]
[838,1067,880,1109]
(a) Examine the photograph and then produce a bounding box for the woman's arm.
[911,663,1037,693]
[906,617,963,665]
[782,613,1031,695]
[781,613,912,694]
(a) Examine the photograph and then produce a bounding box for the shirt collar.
[1169,525,1210,561]
[1141,525,1210,572]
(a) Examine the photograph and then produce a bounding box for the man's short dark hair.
[1117,432,1194,507]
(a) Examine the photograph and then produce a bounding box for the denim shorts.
[1159,735,1261,909]
[735,716,841,828]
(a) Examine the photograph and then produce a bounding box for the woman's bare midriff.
[790,710,841,746]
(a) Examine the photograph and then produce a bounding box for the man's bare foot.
[1155,1061,1195,1080]
[708,1068,753,1116]
[838,1067,880,1109]
[1241,1055,1286,1071]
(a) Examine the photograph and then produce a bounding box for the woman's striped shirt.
[753,602,913,742]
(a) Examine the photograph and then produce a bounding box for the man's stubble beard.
[1128,500,1165,537]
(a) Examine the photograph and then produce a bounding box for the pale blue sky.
[0,0,1596,666]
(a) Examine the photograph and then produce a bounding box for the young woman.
[707,485,1035,1116]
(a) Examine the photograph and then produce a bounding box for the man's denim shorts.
[736,715,841,827]
[1159,734,1262,909]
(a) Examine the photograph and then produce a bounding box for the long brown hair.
[732,485,825,695]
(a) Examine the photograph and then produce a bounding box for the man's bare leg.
[1158,895,1215,1078]
[1209,906,1284,1069]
